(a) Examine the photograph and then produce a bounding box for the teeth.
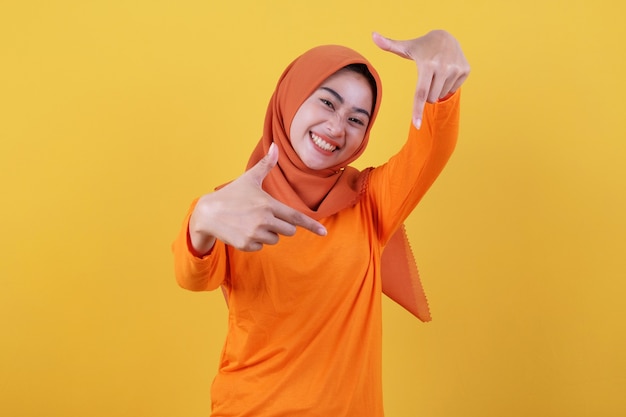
[311,133,337,152]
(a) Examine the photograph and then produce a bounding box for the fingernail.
[318,226,327,236]
[269,142,276,153]
[413,117,422,130]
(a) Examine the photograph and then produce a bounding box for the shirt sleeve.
[368,89,461,244]
[171,198,229,291]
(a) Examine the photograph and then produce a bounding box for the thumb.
[246,142,278,186]
[372,32,411,60]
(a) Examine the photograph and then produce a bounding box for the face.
[289,69,374,171]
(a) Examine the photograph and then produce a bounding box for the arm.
[172,143,327,291]
[370,91,460,242]
[172,199,229,291]
[369,30,469,241]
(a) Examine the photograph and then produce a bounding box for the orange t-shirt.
[172,92,460,416]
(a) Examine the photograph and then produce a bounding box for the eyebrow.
[319,86,371,119]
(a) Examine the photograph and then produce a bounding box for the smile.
[310,132,337,152]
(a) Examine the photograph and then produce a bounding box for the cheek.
[288,121,304,151]
[288,107,308,142]
[346,131,366,154]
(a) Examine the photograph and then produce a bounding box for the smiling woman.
[289,68,374,171]
[172,30,468,416]
[2,1,625,416]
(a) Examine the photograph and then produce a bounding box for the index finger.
[412,68,434,129]
[272,201,327,236]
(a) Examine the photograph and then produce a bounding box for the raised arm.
[368,30,469,241]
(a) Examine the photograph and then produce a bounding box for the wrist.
[188,200,217,257]
[188,227,216,258]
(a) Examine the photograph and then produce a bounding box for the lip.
[309,131,340,155]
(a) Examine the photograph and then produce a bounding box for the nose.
[326,113,345,138]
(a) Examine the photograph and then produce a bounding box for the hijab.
[244,44,431,322]
[246,45,379,216]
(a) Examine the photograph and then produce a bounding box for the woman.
[173,30,469,416]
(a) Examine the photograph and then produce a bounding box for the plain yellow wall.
[1,1,625,416]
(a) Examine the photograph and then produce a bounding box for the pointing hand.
[189,143,327,253]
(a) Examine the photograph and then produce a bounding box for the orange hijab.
[245,45,431,322]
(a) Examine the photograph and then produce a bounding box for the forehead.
[316,69,374,107]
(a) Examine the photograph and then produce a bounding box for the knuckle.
[254,199,273,214]
[267,234,280,245]
[291,212,312,230]
[259,212,275,228]
[284,224,297,236]
[240,240,261,252]
[416,88,428,103]
[260,155,271,167]
[462,64,471,78]
[291,211,305,224]
[233,239,248,251]
[447,64,460,78]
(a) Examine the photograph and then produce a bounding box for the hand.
[372,30,470,129]
[189,143,327,253]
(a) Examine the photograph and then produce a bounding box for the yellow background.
[1,1,625,416]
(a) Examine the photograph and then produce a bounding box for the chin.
[303,160,332,171]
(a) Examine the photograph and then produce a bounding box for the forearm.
[172,199,226,291]
[371,90,461,240]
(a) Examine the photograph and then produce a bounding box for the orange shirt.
[172,91,460,416]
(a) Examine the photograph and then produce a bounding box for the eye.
[349,116,365,126]
[320,98,335,110]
